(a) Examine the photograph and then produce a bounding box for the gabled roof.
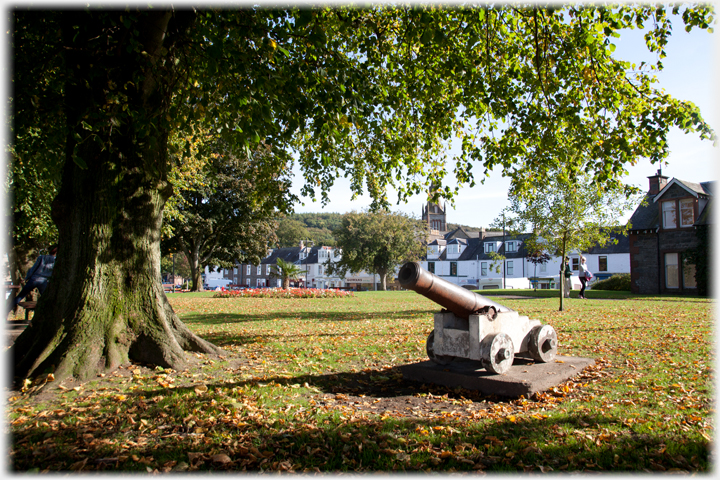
[653,178,713,202]
[447,237,468,245]
[630,179,714,232]
[428,239,447,246]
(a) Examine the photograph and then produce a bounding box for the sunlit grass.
[8,291,713,472]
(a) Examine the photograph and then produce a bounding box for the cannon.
[398,262,558,374]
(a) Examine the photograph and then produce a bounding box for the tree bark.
[181,241,204,292]
[11,10,221,386]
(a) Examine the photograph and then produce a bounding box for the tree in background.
[162,144,293,291]
[328,210,427,290]
[10,6,715,384]
[271,258,304,289]
[495,170,639,311]
[6,12,64,286]
[160,252,192,282]
[526,251,553,291]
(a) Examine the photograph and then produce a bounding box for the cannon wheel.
[528,324,558,363]
[480,332,514,374]
[426,331,455,365]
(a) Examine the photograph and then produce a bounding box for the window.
[257,265,261,275]
[481,262,488,276]
[680,199,695,227]
[450,262,457,276]
[539,263,547,274]
[599,256,608,272]
[428,262,435,274]
[506,241,517,253]
[318,265,324,276]
[665,253,679,288]
[683,258,697,288]
[507,261,514,276]
[266,264,271,275]
[447,244,458,254]
[246,278,250,286]
[246,265,251,275]
[428,245,439,256]
[572,258,579,271]
[234,267,238,274]
[484,243,496,253]
[663,201,677,229]
[320,249,328,259]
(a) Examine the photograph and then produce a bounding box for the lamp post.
[502,212,506,290]
[172,253,175,290]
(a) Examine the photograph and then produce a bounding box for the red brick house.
[628,170,712,295]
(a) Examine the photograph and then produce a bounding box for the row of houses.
[204,170,712,295]
[205,243,380,290]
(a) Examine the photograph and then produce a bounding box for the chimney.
[648,168,669,195]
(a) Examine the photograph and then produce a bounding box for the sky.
[289,14,718,229]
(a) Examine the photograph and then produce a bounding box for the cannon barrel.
[398,262,512,318]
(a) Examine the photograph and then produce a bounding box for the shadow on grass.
[182,309,435,326]
[198,331,423,348]
[11,388,708,472]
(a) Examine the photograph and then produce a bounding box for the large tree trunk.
[11,10,221,386]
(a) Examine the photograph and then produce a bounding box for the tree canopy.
[9,5,715,384]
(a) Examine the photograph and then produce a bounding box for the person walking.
[562,257,572,298]
[10,245,58,311]
[578,255,590,299]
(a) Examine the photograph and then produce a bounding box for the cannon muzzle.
[398,262,512,319]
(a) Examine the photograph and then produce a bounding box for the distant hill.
[276,213,343,247]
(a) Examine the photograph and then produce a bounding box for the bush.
[214,288,354,299]
[591,273,631,291]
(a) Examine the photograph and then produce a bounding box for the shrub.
[591,273,631,291]
[214,288,354,299]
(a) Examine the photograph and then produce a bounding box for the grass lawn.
[8,291,714,472]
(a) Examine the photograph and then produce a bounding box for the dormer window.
[506,241,518,253]
[680,199,695,227]
[662,201,677,229]
[447,244,458,254]
[484,242,496,253]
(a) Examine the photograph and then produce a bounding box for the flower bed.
[213,287,355,299]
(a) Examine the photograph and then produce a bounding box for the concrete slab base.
[400,355,595,397]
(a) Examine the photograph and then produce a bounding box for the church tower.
[421,186,447,233]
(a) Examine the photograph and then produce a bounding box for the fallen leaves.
[7,293,714,473]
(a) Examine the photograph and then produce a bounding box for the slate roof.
[585,231,630,255]
[628,194,659,231]
[260,247,302,265]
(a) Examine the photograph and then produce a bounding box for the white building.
[421,228,630,290]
